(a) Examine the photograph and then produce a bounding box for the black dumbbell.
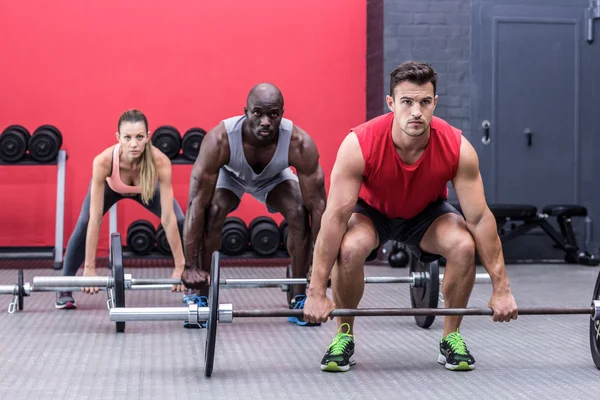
[126,220,156,255]
[221,217,249,256]
[29,125,62,162]
[388,241,410,268]
[155,221,184,255]
[249,216,281,256]
[152,125,181,159]
[0,125,30,162]
[279,219,288,249]
[181,127,206,161]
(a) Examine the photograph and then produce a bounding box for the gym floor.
[0,262,597,400]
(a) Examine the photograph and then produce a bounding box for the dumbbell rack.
[109,154,193,257]
[0,150,67,270]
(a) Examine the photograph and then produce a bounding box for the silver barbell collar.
[32,276,114,289]
[593,300,600,320]
[109,304,210,322]
[219,303,233,323]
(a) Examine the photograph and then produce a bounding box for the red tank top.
[352,113,462,219]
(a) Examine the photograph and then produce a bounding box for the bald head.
[246,83,284,108]
[243,83,285,143]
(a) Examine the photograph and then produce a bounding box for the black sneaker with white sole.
[320,323,356,372]
[55,291,76,309]
[438,331,475,371]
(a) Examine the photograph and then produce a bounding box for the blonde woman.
[56,109,186,310]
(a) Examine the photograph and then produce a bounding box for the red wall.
[0,0,366,255]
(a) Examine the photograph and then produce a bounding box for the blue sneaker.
[182,294,208,329]
[288,294,321,326]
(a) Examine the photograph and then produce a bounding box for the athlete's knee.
[445,230,476,267]
[284,204,308,232]
[338,228,377,268]
[206,202,229,230]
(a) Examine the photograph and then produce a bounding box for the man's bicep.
[452,137,487,223]
[326,134,364,216]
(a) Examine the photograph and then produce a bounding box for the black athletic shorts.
[354,197,463,263]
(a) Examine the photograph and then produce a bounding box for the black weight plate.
[18,269,24,311]
[181,127,206,160]
[224,216,247,229]
[589,269,600,369]
[127,219,156,234]
[29,129,59,162]
[221,218,249,255]
[409,258,439,328]
[4,124,30,138]
[111,233,126,333]
[126,220,156,255]
[155,224,173,255]
[34,124,62,149]
[152,125,181,159]
[279,219,288,249]
[250,222,281,256]
[0,125,29,162]
[249,216,277,233]
[204,251,220,377]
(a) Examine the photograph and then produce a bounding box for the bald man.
[181,83,327,327]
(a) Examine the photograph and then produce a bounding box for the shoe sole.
[55,302,76,310]
[321,356,356,372]
[437,354,474,371]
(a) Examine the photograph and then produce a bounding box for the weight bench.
[446,203,598,266]
[491,204,598,266]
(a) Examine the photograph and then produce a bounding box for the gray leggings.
[62,180,185,276]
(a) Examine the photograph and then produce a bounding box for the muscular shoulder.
[455,135,480,180]
[289,125,318,160]
[289,125,319,170]
[92,146,114,178]
[193,121,230,171]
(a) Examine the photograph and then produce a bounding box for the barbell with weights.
[0,232,491,331]
[109,249,600,378]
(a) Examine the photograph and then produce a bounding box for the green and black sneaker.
[438,331,475,371]
[320,323,356,372]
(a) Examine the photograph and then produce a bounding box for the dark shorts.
[355,198,463,263]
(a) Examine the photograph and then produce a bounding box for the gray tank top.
[222,115,294,183]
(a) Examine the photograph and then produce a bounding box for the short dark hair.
[389,61,437,97]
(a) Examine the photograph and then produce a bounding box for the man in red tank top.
[304,61,518,372]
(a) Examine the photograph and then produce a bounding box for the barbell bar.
[25,273,492,290]
[108,303,599,321]
[108,249,600,377]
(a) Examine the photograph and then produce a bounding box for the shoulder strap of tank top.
[109,144,120,177]
[273,118,293,165]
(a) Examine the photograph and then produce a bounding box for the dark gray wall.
[370,0,600,260]
[383,0,471,142]
[367,0,384,120]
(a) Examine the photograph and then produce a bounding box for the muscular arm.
[308,133,365,295]
[155,154,185,269]
[183,125,230,270]
[288,127,327,243]
[452,136,510,293]
[84,154,111,271]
